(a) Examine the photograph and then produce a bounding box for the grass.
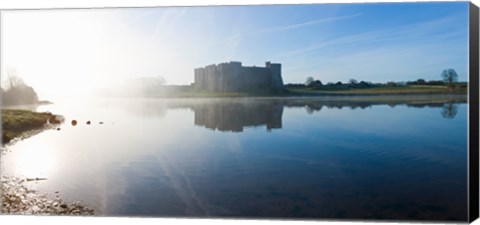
[143,85,467,98]
[149,90,281,98]
[163,91,251,98]
[287,85,467,96]
[2,109,63,144]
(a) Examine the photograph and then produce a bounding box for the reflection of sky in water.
[1,97,468,221]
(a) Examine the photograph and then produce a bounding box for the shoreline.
[1,176,95,215]
[1,109,95,215]
[103,87,468,99]
[99,93,468,102]
[1,109,63,144]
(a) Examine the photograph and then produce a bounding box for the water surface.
[1,96,468,221]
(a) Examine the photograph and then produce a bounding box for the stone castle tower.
[194,61,284,93]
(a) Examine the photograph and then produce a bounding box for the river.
[0,96,468,221]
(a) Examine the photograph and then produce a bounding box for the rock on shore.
[1,176,94,215]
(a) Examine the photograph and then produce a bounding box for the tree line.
[1,69,39,106]
[287,68,462,89]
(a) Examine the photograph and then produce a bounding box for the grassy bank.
[160,91,251,98]
[2,109,63,144]
[286,85,467,96]
[132,85,467,98]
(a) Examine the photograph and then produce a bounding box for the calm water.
[1,96,468,221]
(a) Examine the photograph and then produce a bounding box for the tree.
[349,79,358,85]
[156,76,167,86]
[3,68,25,90]
[1,68,39,105]
[386,81,396,87]
[441,68,458,88]
[312,80,323,86]
[427,80,444,86]
[305,77,314,86]
[358,81,371,88]
[416,79,426,85]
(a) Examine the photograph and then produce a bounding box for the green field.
[144,85,468,98]
[160,91,251,98]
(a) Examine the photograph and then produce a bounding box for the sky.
[0,2,470,98]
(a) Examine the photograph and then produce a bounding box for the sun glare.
[1,10,126,99]
[16,143,56,179]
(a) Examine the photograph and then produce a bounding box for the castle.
[193,61,284,93]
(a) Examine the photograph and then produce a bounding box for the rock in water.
[71,120,77,126]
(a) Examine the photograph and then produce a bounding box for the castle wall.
[194,61,283,93]
[238,67,272,92]
[267,62,284,90]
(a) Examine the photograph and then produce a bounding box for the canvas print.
[0,1,478,222]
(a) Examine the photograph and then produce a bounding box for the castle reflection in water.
[192,100,283,132]
[119,96,466,133]
[193,98,466,132]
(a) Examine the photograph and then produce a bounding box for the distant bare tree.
[2,68,38,105]
[4,68,26,90]
[441,68,458,89]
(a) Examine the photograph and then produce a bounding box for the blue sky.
[1,2,470,97]
[116,2,470,84]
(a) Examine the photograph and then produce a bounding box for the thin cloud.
[277,16,460,59]
[150,8,189,41]
[261,13,363,33]
[276,14,468,83]
[212,13,363,47]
